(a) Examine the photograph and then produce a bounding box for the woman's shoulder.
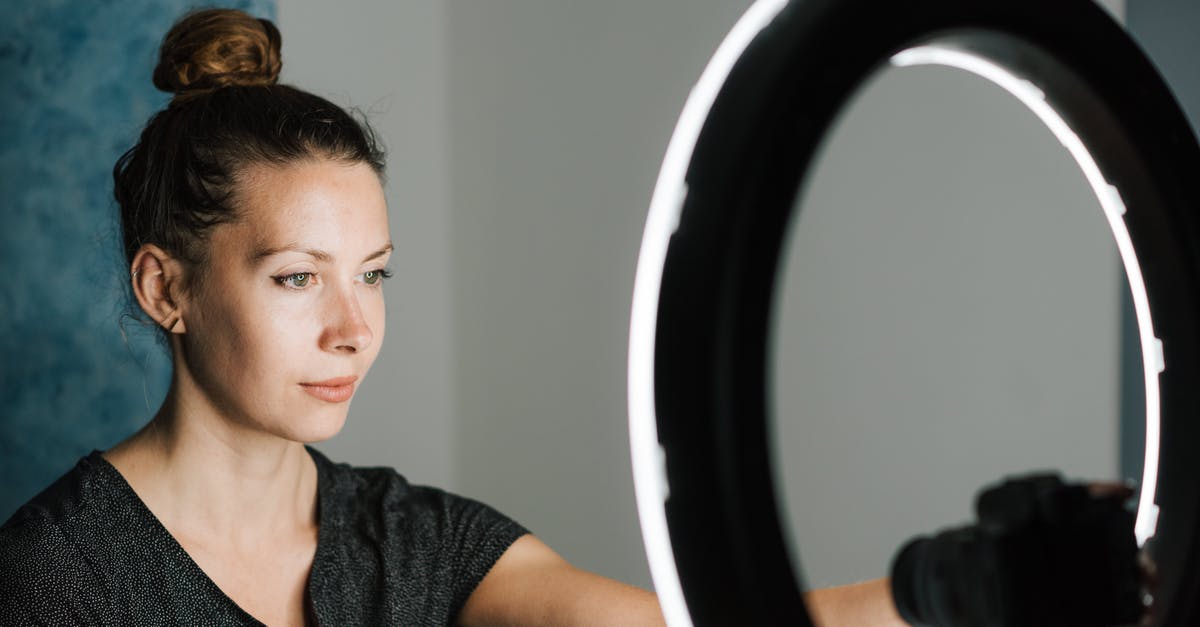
[304,447,530,625]
[2,451,109,551]
[0,453,118,623]
[306,445,528,537]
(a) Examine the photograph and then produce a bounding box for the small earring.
[132,268,163,279]
[162,307,181,333]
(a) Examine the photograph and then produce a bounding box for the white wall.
[280,0,1130,593]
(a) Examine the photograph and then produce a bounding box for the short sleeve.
[305,451,530,625]
[429,490,530,617]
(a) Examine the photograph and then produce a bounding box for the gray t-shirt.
[0,447,528,625]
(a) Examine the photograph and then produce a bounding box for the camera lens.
[892,537,932,625]
[891,528,997,627]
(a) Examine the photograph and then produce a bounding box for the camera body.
[890,473,1143,627]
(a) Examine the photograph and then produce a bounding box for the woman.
[0,8,903,626]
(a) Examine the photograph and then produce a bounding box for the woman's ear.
[130,244,189,334]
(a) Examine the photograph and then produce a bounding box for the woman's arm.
[457,534,906,626]
[804,579,907,626]
[457,535,664,626]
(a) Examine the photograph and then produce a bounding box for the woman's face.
[177,158,391,443]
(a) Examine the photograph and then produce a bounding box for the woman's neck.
[104,382,319,551]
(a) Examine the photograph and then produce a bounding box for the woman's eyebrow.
[248,242,393,265]
[249,243,332,265]
[363,242,394,263]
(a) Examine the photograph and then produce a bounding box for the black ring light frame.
[628,0,1200,625]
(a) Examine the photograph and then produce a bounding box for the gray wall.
[445,2,753,587]
[281,0,1133,591]
[278,1,458,490]
[773,62,1122,587]
[282,0,751,587]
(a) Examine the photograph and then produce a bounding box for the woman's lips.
[300,376,358,403]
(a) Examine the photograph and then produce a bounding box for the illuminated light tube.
[891,45,1162,546]
[628,1,789,625]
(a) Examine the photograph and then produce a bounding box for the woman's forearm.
[803,578,907,626]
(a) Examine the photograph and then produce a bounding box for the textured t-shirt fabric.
[0,447,528,626]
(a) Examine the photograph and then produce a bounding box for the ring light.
[628,0,1200,625]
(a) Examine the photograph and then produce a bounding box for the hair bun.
[153,9,282,99]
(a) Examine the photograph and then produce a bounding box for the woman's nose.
[320,286,373,354]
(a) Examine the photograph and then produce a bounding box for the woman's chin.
[284,406,351,444]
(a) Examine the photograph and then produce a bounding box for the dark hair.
[113,8,386,278]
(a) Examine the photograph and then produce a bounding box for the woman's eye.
[274,272,312,289]
[362,268,393,286]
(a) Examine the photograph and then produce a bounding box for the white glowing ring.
[630,2,1194,624]
[628,3,790,624]
[890,44,1161,547]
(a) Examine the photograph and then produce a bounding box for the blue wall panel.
[0,0,276,519]
[1123,1,1200,485]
